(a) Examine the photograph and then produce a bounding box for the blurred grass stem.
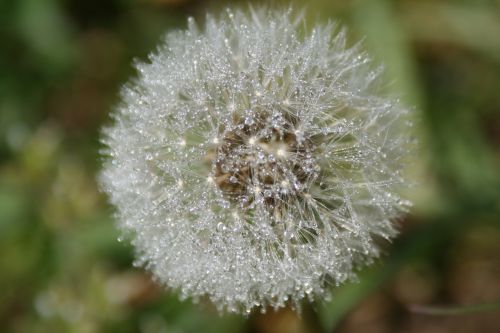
[408,301,500,316]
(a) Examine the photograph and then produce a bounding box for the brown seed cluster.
[205,113,320,214]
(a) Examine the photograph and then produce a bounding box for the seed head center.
[206,116,320,212]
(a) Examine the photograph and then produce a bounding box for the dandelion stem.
[302,302,327,333]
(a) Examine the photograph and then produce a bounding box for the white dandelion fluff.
[99,7,413,313]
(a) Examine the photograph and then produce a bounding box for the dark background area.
[1,0,499,332]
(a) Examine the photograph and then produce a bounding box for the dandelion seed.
[99,7,414,313]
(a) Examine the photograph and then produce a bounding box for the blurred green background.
[1,0,499,332]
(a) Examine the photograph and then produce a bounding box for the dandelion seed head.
[99,7,414,313]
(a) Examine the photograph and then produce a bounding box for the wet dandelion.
[99,8,414,313]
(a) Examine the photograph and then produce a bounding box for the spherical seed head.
[99,7,414,313]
